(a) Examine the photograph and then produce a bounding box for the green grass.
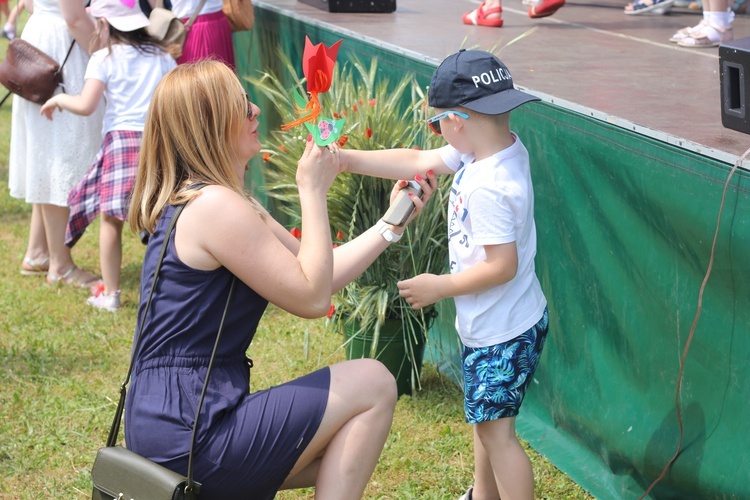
[0,36,593,500]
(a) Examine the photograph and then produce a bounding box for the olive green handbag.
[91,202,236,499]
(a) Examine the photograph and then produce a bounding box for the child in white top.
[341,49,548,500]
[41,0,176,311]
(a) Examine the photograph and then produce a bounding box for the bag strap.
[55,40,77,77]
[186,277,235,492]
[186,0,209,29]
[105,202,184,448]
[105,190,236,492]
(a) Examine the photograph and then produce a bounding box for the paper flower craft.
[281,36,345,146]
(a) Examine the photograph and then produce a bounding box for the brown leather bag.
[222,0,254,32]
[0,39,73,106]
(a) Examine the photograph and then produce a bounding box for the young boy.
[340,49,549,500]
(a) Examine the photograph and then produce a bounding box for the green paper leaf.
[305,117,346,146]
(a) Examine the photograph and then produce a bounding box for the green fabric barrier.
[514,104,750,499]
[239,6,750,498]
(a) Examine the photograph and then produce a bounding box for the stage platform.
[258,0,750,168]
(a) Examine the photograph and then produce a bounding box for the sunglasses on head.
[426,110,469,135]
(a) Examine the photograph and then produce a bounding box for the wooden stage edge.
[256,0,750,172]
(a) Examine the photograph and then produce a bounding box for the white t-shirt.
[85,44,177,134]
[170,0,223,19]
[439,134,547,348]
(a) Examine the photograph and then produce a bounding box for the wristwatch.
[376,219,402,243]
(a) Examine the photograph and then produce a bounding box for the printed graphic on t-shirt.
[449,162,469,271]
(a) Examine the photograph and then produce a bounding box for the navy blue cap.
[428,49,539,115]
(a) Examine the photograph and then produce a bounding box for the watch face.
[377,220,401,242]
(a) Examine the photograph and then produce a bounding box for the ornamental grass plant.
[248,53,451,392]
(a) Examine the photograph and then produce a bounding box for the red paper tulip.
[281,37,343,131]
[303,36,341,94]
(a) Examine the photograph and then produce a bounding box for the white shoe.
[87,290,121,312]
[2,23,15,40]
[458,488,473,500]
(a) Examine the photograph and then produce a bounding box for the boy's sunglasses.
[426,110,469,135]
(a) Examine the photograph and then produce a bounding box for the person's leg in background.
[19,204,50,275]
[3,0,25,40]
[462,0,564,27]
[672,0,734,47]
[42,203,101,290]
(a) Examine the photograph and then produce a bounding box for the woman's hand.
[295,135,340,196]
[387,170,438,230]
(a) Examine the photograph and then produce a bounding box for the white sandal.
[669,20,708,43]
[20,256,50,276]
[678,22,733,48]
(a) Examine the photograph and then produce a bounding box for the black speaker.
[720,37,750,134]
[298,0,396,13]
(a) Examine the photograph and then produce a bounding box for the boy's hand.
[397,273,442,309]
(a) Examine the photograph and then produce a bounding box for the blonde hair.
[129,60,251,233]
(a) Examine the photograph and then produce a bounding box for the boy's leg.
[461,308,549,500]
[471,427,501,500]
[475,417,533,500]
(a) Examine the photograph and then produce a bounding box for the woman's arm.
[40,79,104,118]
[60,0,96,53]
[176,140,339,319]
[265,173,437,294]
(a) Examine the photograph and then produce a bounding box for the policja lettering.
[471,67,512,88]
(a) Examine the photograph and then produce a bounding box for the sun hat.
[89,0,150,32]
[428,49,540,115]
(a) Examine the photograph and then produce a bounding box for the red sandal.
[529,0,565,18]
[462,2,503,27]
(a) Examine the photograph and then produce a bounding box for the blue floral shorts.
[462,308,549,424]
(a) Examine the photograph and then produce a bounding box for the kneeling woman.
[125,60,436,498]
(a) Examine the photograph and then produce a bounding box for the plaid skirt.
[65,130,142,247]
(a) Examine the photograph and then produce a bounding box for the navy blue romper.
[124,204,330,499]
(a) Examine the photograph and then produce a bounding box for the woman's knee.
[332,359,397,407]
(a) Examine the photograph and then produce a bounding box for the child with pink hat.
[40,0,177,312]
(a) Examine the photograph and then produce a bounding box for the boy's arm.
[397,242,518,309]
[340,148,452,179]
[40,79,105,119]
